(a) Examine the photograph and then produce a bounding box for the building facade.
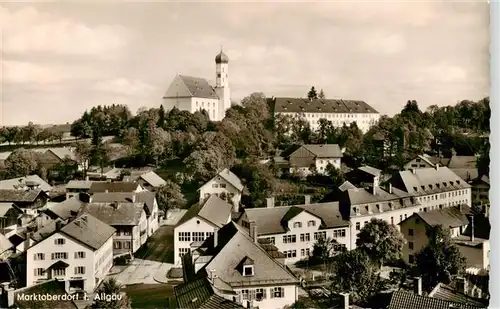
[288,144,343,176]
[198,168,243,212]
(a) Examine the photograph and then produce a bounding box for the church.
[161,49,231,121]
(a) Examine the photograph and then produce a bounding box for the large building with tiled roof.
[26,214,115,293]
[162,49,232,121]
[388,289,487,309]
[270,96,380,133]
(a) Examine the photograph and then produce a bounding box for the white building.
[198,168,244,212]
[162,50,231,121]
[238,197,350,264]
[79,202,148,257]
[288,144,343,176]
[184,222,299,309]
[174,195,233,265]
[26,214,115,293]
[271,97,380,133]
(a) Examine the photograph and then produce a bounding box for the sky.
[0,1,490,126]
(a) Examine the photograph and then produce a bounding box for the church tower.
[214,48,231,120]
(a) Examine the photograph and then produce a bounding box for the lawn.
[123,283,179,309]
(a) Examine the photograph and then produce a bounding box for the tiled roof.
[88,182,141,194]
[217,168,244,191]
[14,279,79,309]
[412,206,471,228]
[338,180,357,192]
[60,214,115,250]
[472,175,489,186]
[46,148,77,161]
[0,233,14,253]
[451,168,479,183]
[0,188,45,203]
[79,202,145,226]
[0,202,21,217]
[306,144,343,158]
[177,195,233,228]
[65,180,95,190]
[198,222,298,288]
[174,277,244,309]
[272,97,379,114]
[32,218,65,242]
[45,197,85,220]
[358,165,382,177]
[243,202,348,235]
[391,167,471,196]
[164,75,219,100]
[90,191,156,216]
[140,171,167,188]
[430,283,489,307]
[388,290,486,309]
[0,175,52,192]
[448,156,477,169]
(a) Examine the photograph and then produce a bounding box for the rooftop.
[139,171,167,187]
[79,202,146,226]
[0,175,52,192]
[0,188,46,203]
[272,97,379,114]
[164,75,219,100]
[60,214,115,250]
[177,195,233,228]
[403,206,471,229]
[45,196,85,220]
[388,290,486,309]
[90,191,156,216]
[174,277,243,309]
[88,181,141,194]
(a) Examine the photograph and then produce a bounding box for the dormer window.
[243,265,254,276]
[456,180,460,185]
[421,186,425,191]
[428,184,433,190]
[413,186,418,192]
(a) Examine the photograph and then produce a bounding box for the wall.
[113,226,135,255]
[472,183,489,201]
[26,232,95,292]
[147,199,159,236]
[276,112,380,134]
[231,284,297,309]
[404,157,434,170]
[456,240,490,269]
[192,98,220,121]
[174,217,217,265]
[400,216,432,264]
[163,97,192,113]
[315,158,341,174]
[93,236,114,289]
[413,188,472,211]
[199,176,241,210]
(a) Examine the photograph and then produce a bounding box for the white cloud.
[0,5,132,56]
[1,60,67,84]
[93,78,155,96]
[416,64,468,83]
[361,33,407,55]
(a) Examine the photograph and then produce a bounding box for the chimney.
[266,197,275,208]
[1,283,14,307]
[232,200,240,213]
[413,277,422,296]
[435,163,439,171]
[339,293,349,309]
[55,220,63,230]
[249,221,258,243]
[470,215,475,242]
[455,276,467,294]
[24,232,32,251]
[387,183,393,194]
[304,195,311,205]
[213,227,219,248]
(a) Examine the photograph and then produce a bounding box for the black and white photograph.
[0,1,492,309]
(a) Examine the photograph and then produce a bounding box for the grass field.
[123,283,179,309]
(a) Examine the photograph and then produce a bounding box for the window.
[301,249,306,256]
[193,232,205,242]
[241,289,249,300]
[255,288,266,301]
[74,266,85,275]
[314,231,326,240]
[408,242,414,250]
[356,222,361,231]
[179,232,191,242]
[217,73,221,78]
[243,265,254,276]
[123,230,131,236]
[53,268,66,277]
[124,241,131,249]
[54,238,65,245]
[300,233,310,242]
[408,229,414,236]
[74,252,85,259]
[284,250,296,258]
[391,217,394,225]
[400,215,403,222]
[179,248,190,257]
[220,184,227,188]
[34,268,44,276]
[271,287,285,298]
[34,253,45,260]
[265,237,275,245]
[305,248,310,256]
[307,220,316,227]
[293,222,302,228]
[333,229,346,238]
[212,184,219,188]
[51,252,68,260]
[283,235,296,244]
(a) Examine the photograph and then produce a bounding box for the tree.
[156,180,186,212]
[311,236,339,264]
[356,218,406,267]
[74,142,92,178]
[318,88,325,99]
[325,163,345,188]
[329,249,385,304]
[231,160,277,207]
[4,149,39,177]
[413,224,467,292]
[307,86,318,100]
[121,127,140,155]
[91,278,132,309]
[51,157,78,183]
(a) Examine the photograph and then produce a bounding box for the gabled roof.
[60,214,115,250]
[448,156,477,169]
[0,202,23,217]
[65,180,95,190]
[139,171,167,188]
[177,195,233,228]
[45,148,77,161]
[391,167,471,196]
[45,197,85,220]
[358,165,381,177]
[302,144,343,158]
[203,168,243,192]
[338,180,357,192]
[88,182,141,194]
[197,222,298,288]
[401,206,471,229]
[243,202,349,235]
[0,233,14,253]
[14,279,79,309]
[90,191,156,216]
[451,168,479,183]
[429,283,488,307]
[164,75,219,100]
[79,202,146,226]
[472,175,490,186]
[0,188,46,203]
[174,277,244,309]
[388,290,486,309]
[272,97,379,114]
[32,218,65,242]
[0,175,52,192]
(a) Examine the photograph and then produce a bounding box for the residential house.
[448,154,479,183]
[1,279,79,309]
[90,191,159,237]
[270,97,380,133]
[198,168,244,212]
[0,189,49,216]
[78,202,148,256]
[162,50,232,122]
[184,222,299,309]
[399,205,490,269]
[26,214,115,293]
[0,152,12,171]
[36,148,87,172]
[0,233,14,259]
[389,166,472,211]
[65,181,96,200]
[288,144,343,176]
[344,165,383,188]
[88,182,144,195]
[429,280,489,307]
[0,175,52,193]
[35,196,86,229]
[238,197,350,264]
[124,170,166,191]
[174,195,233,265]
[403,154,449,171]
[173,277,245,309]
[86,167,123,181]
[0,203,24,231]
[471,175,489,202]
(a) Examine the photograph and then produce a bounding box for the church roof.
[215,51,229,64]
[178,75,219,100]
